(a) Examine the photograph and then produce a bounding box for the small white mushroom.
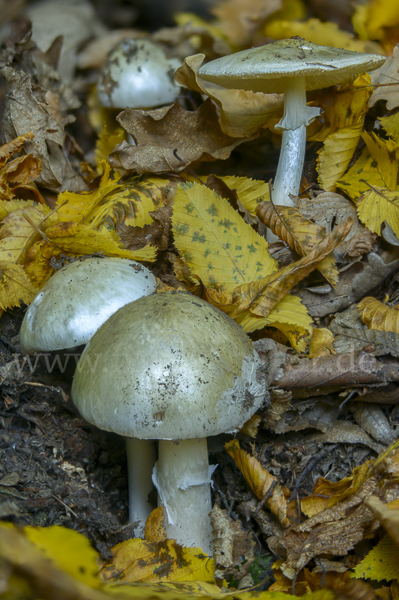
[197,38,385,237]
[97,38,182,110]
[20,257,157,536]
[20,257,156,352]
[71,292,269,555]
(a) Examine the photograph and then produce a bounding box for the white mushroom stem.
[273,123,306,208]
[269,77,321,242]
[153,438,215,556]
[125,437,156,538]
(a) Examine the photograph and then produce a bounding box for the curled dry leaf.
[352,404,395,445]
[110,100,249,174]
[225,439,290,528]
[2,70,85,192]
[240,414,262,438]
[210,505,256,584]
[256,202,338,287]
[358,296,399,333]
[229,218,353,319]
[297,192,375,260]
[0,132,43,203]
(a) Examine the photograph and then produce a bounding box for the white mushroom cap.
[72,292,268,439]
[20,258,157,353]
[97,38,182,109]
[197,37,386,94]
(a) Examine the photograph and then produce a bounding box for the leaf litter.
[3,1,399,598]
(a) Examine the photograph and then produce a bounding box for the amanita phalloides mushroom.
[71,292,269,555]
[20,257,157,536]
[197,38,385,211]
[97,38,181,110]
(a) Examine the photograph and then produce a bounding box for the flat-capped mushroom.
[197,38,385,214]
[20,257,157,536]
[72,292,269,555]
[97,38,181,110]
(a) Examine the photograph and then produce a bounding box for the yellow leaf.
[95,127,126,173]
[357,296,399,333]
[301,460,372,517]
[309,328,335,358]
[24,525,101,588]
[263,0,306,22]
[353,535,399,581]
[353,0,399,41]
[225,439,290,527]
[232,294,313,352]
[317,122,364,192]
[172,181,276,292]
[357,186,399,237]
[219,176,270,215]
[145,507,167,543]
[338,133,399,199]
[0,199,37,221]
[308,75,372,142]
[44,221,156,262]
[365,496,399,544]
[0,261,37,309]
[0,204,58,265]
[264,18,383,53]
[99,538,215,584]
[380,111,399,145]
[240,413,262,438]
[57,163,171,237]
[24,240,61,288]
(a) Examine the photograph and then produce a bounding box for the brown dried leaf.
[296,191,372,261]
[225,439,289,527]
[358,296,399,334]
[256,202,338,286]
[210,505,256,583]
[118,203,173,252]
[2,70,85,192]
[110,100,248,174]
[331,323,399,358]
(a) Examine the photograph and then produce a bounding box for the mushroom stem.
[269,77,320,242]
[125,437,156,537]
[154,438,214,555]
[272,123,306,207]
